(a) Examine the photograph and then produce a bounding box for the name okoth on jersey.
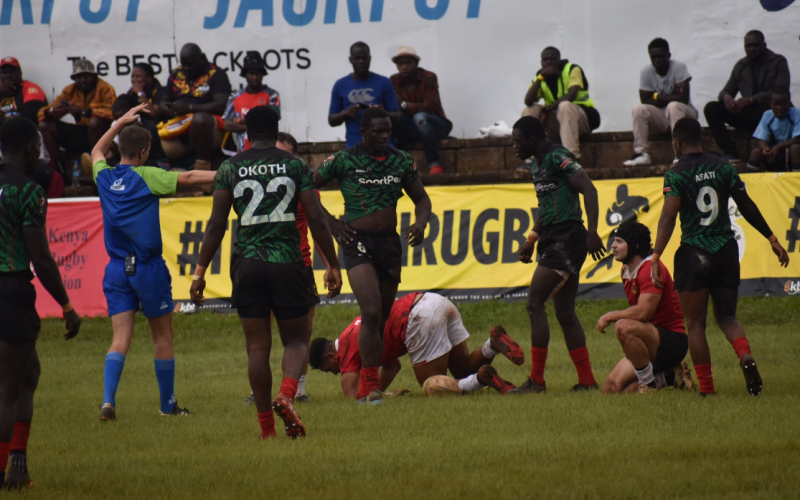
[215,147,315,264]
[317,143,417,223]
[663,152,741,254]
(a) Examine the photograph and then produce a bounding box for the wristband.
[651,251,661,261]
[62,302,74,313]
[193,275,205,281]
[652,92,659,101]
[537,74,545,81]
[194,264,207,280]
[768,234,777,243]
[526,231,540,244]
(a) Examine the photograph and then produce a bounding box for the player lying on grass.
[190,106,341,439]
[91,104,216,422]
[313,107,432,406]
[653,117,789,396]
[0,118,81,489]
[596,220,693,393]
[309,292,522,397]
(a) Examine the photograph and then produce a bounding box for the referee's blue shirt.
[93,160,179,262]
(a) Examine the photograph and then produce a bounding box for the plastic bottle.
[71,160,80,187]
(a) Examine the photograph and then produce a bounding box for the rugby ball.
[422,375,462,396]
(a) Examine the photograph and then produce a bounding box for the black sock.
[663,369,676,387]
[746,161,761,172]
[791,162,800,172]
[647,380,657,389]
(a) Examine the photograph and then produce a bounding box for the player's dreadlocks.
[308,338,330,370]
[613,220,652,264]
[512,116,546,140]
[244,105,279,142]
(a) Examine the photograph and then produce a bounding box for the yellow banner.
[160,173,800,302]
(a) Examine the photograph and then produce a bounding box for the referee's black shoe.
[740,354,763,396]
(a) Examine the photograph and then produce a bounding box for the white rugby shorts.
[404,293,470,365]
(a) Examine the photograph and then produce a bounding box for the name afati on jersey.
[695,171,716,182]
[238,164,287,178]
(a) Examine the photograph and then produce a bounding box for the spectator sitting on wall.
[159,43,231,172]
[328,41,399,148]
[747,86,800,172]
[389,46,452,175]
[624,38,697,167]
[703,30,790,162]
[523,47,600,159]
[0,57,47,127]
[222,51,280,154]
[113,63,167,167]
[37,58,115,174]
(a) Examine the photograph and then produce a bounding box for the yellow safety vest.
[539,63,595,108]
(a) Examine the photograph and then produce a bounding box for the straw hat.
[392,46,420,63]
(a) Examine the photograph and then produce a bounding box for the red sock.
[0,442,10,472]
[694,363,715,394]
[732,337,751,360]
[10,422,30,452]
[358,367,380,398]
[569,346,597,387]
[530,347,548,385]
[279,377,299,401]
[257,411,276,439]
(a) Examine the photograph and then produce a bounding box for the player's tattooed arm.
[403,179,432,247]
[190,189,233,305]
[567,170,605,261]
[651,196,681,289]
[301,190,343,297]
[730,183,789,267]
[341,372,359,399]
[597,293,660,333]
[23,227,81,339]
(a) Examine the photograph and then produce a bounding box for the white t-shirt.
[639,60,693,109]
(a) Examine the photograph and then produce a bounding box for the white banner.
[2,0,799,143]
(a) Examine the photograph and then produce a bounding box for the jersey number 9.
[696,186,719,226]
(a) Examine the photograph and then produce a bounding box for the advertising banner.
[160,173,800,310]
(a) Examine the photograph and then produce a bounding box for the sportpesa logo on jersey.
[535,182,557,193]
[359,175,401,185]
[348,88,375,105]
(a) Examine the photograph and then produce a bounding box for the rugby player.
[0,118,81,489]
[92,104,216,422]
[309,292,523,397]
[596,220,693,393]
[190,106,342,439]
[652,117,789,396]
[509,116,606,394]
[313,107,432,405]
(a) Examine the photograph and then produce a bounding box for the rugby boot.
[489,325,525,366]
[99,403,116,422]
[698,391,718,398]
[673,362,695,391]
[570,383,599,392]
[160,402,191,416]
[637,384,657,394]
[243,393,255,406]
[476,365,516,394]
[508,378,546,395]
[272,395,306,439]
[295,394,312,403]
[740,354,763,396]
[4,452,32,490]
[356,389,384,406]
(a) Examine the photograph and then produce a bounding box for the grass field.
[23,297,800,499]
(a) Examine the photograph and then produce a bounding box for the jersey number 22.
[234,177,296,226]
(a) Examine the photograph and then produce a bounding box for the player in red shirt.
[596,221,694,393]
[308,292,523,397]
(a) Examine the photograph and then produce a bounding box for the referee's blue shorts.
[103,257,173,318]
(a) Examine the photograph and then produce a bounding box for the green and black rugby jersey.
[0,164,47,277]
[215,147,315,264]
[663,152,741,254]
[530,140,584,227]
[317,143,417,223]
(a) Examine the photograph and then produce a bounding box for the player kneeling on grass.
[309,292,522,398]
[92,104,217,422]
[190,106,342,439]
[0,118,81,489]
[596,221,693,393]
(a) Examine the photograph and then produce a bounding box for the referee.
[0,117,81,489]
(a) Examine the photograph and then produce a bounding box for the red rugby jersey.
[622,257,685,334]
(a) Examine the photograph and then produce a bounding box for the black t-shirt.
[0,80,48,127]
[163,63,231,105]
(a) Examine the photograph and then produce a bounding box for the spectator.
[523,47,600,159]
[328,41,399,147]
[0,57,47,126]
[159,43,231,171]
[389,46,452,175]
[624,38,697,166]
[704,30,790,161]
[113,63,166,166]
[222,51,280,153]
[37,58,115,171]
[747,86,800,172]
